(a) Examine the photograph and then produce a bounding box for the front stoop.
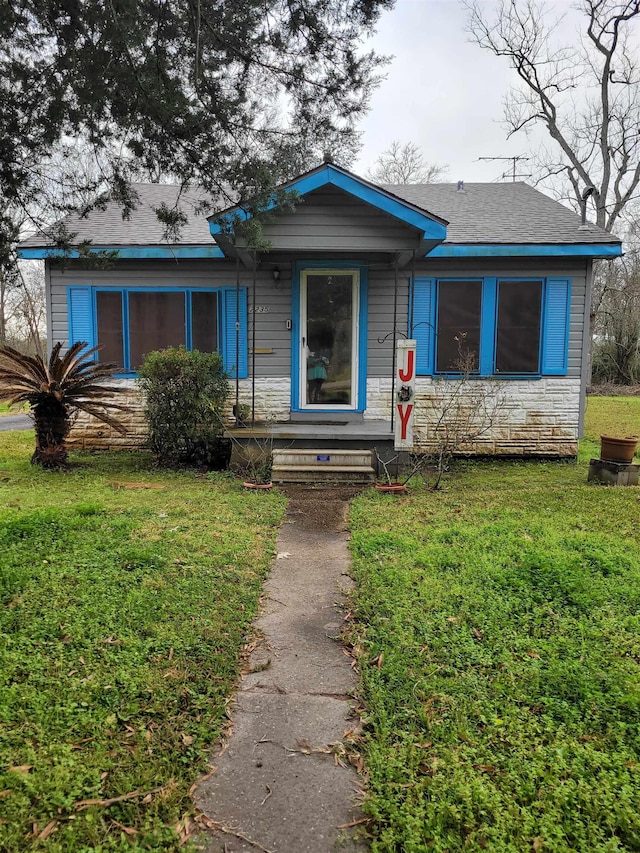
[272,448,375,484]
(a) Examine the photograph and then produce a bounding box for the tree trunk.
[0,269,6,344]
[31,398,70,468]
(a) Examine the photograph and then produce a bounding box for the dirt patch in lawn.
[279,485,364,532]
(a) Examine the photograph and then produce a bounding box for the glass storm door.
[299,269,359,409]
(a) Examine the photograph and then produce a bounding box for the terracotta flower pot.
[600,435,639,464]
[375,482,407,494]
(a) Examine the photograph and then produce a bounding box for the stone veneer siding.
[66,378,292,450]
[366,376,580,456]
[68,376,579,457]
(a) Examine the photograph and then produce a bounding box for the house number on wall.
[249,305,270,313]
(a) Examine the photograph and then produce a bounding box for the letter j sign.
[394,339,416,449]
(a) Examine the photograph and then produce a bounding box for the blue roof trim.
[18,245,224,260]
[427,243,622,259]
[209,164,448,243]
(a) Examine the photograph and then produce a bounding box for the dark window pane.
[496,281,542,373]
[436,280,482,372]
[96,291,124,367]
[191,292,218,353]
[129,291,185,369]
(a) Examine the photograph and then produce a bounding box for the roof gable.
[209,163,448,255]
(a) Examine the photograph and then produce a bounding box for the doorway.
[298,269,361,410]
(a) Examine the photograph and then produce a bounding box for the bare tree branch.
[464,0,640,231]
[367,141,448,184]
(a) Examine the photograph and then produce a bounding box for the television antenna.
[478,155,531,182]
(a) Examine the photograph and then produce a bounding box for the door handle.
[302,336,306,347]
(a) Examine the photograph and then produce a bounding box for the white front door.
[299,269,360,410]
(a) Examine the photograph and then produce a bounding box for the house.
[18,162,622,458]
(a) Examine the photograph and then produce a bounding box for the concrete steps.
[272,448,375,484]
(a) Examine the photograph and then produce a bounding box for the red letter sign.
[394,339,416,449]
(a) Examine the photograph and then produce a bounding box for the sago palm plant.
[0,342,128,468]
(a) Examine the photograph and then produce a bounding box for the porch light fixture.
[272,266,280,282]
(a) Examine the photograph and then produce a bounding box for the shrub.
[138,347,230,468]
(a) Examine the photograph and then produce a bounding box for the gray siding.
[49,260,293,378]
[367,267,410,377]
[579,260,594,437]
[260,186,422,252]
[49,255,588,389]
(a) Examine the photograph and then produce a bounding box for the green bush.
[138,347,230,468]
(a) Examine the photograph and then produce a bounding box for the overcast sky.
[354,0,577,184]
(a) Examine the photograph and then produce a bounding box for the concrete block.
[588,458,639,486]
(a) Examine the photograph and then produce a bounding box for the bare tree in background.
[465,0,640,232]
[8,265,47,358]
[591,246,640,383]
[368,141,448,184]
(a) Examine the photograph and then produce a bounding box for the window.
[191,292,219,353]
[436,280,482,372]
[128,291,187,369]
[96,291,124,368]
[412,276,571,378]
[495,280,542,374]
[67,286,247,377]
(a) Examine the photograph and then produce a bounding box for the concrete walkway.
[195,488,367,853]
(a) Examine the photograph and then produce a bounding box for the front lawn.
[350,400,640,852]
[0,432,285,851]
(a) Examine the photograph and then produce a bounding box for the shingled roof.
[385,182,618,245]
[19,184,213,248]
[19,178,619,249]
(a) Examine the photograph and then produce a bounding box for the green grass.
[0,431,286,851]
[1,398,637,850]
[349,401,640,852]
[0,402,26,416]
[585,396,640,442]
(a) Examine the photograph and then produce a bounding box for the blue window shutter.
[412,277,435,374]
[223,288,248,379]
[67,287,95,355]
[542,278,571,375]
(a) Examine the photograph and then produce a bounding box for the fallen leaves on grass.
[109,481,166,490]
[73,783,169,811]
[109,819,138,836]
[37,820,58,840]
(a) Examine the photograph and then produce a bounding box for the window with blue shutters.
[67,286,248,378]
[412,277,571,378]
